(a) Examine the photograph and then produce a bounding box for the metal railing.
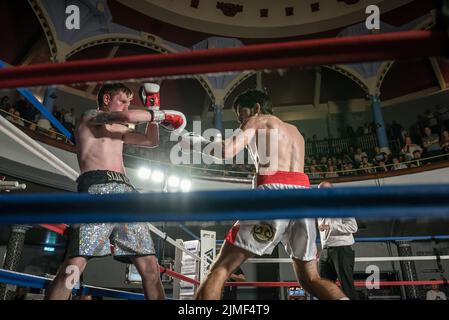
[306,152,449,179]
[0,109,73,144]
[2,110,446,181]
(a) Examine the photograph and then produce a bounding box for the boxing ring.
[0,27,449,299]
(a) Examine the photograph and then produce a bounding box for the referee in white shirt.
[317,181,359,300]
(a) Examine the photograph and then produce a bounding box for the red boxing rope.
[0,30,447,89]
[39,224,68,235]
[156,266,448,288]
[159,266,200,286]
[224,280,448,287]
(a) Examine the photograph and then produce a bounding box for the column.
[213,104,223,136]
[370,95,390,151]
[0,225,31,300]
[396,241,421,300]
[256,71,263,91]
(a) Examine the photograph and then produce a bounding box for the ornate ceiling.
[0,0,446,117]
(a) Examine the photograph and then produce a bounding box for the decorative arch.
[29,0,59,60]
[375,17,437,95]
[324,65,370,94]
[222,65,369,105]
[223,71,256,103]
[65,33,215,102]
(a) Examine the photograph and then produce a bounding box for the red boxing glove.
[148,109,186,132]
[162,112,185,131]
[139,83,160,109]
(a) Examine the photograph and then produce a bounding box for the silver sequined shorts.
[67,181,155,263]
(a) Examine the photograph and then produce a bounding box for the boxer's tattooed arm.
[84,110,128,125]
[93,112,115,124]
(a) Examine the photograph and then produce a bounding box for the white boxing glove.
[180,132,212,151]
[140,83,160,109]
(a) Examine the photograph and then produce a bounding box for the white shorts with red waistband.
[224,171,317,261]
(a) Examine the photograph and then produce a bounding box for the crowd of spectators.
[0,95,76,143]
[305,104,449,179]
[2,94,449,180]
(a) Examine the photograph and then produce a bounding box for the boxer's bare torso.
[75,92,158,174]
[76,114,129,174]
[243,114,304,174]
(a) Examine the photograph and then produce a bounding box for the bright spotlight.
[138,167,151,180]
[168,175,181,188]
[151,170,165,183]
[180,179,192,192]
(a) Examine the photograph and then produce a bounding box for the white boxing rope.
[146,223,213,264]
[147,223,199,259]
[246,255,449,264]
[0,115,79,181]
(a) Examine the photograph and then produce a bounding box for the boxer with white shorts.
[225,172,317,261]
[185,89,347,300]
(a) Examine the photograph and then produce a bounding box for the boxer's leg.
[45,256,87,300]
[292,258,347,300]
[130,255,165,300]
[195,242,253,300]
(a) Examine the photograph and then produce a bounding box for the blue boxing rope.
[0,184,449,224]
[0,268,144,300]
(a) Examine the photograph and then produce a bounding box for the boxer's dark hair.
[97,83,133,108]
[233,89,273,115]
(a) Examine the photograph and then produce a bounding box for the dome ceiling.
[0,0,446,115]
[115,0,413,38]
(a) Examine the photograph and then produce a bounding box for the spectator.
[317,181,359,300]
[13,111,24,126]
[309,165,322,180]
[0,95,11,112]
[343,162,356,176]
[426,282,447,300]
[63,108,75,131]
[36,115,52,132]
[360,156,374,174]
[436,104,449,130]
[15,100,27,118]
[52,105,63,123]
[335,158,343,171]
[401,136,423,161]
[353,147,368,164]
[422,127,441,153]
[376,160,388,173]
[373,146,388,164]
[440,129,449,153]
[410,150,423,168]
[341,151,354,165]
[325,165,339,178]
[5,107,16,122]
[424,109,439,131]
[20,102,37,126]
[412,115,426,144]
[392,157,408,170]
[391,120,405,145]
